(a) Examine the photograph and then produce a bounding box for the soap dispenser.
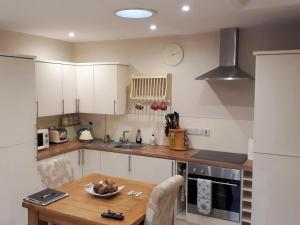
[136,129,142,144]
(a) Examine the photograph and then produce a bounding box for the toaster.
[49,127,68,144]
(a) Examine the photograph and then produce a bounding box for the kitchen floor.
[175,219,197,225]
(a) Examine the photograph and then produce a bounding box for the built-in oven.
[187,163,241,222]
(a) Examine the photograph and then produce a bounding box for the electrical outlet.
[186,128,203,135]
[203,129,210,136]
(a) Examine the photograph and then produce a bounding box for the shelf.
[243,187,252,192]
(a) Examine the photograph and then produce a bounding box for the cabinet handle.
[78,99,80,113]
[128,155,131,172]
[172,161,174,176]
[62,99,65,114]
[78,150,81,165]
[113,100,116,115]
[82,149,85,165]
[36,101,39,118]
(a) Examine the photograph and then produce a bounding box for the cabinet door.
[115,65,129,114]
[82,149,101,176]
[64,150,82,179]
[100,151,130,179]
[94,65,117,115]
[76,65,94,113]
[62,65,77,114]
[36,62,63,117]
[131,155,174,184]
[254,54,300,156]
[252,153,300,225]
[0,57,35,147]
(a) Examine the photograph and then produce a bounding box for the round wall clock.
[162,44,184,66]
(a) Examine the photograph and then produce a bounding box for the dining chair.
[144,175,184,225]
[37,156,75,189]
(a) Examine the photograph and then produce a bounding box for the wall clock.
[162,44,184,66]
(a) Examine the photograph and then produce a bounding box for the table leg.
[28,209,47,225]
[28,209,39,225]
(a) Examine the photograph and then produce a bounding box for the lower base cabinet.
[82,149,101,176]
[64,150,83,179]
[131,155,175,184]
[100,151,131,179]
[44,149,175,185]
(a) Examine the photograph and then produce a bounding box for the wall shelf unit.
[130,74,171,101]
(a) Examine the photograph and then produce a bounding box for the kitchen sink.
[110,142,143,150]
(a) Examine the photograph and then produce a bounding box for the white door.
[82,149,101,176]
[36,62,63,117]
[94,65,117,114]
[76,65,94,113]
[115,65,129,114]
[252,153,300,225]
[100,151,130,179]
[131,155,174,184]
[62,64,77,114]
[64,150,83,179]
[0,57,35,147]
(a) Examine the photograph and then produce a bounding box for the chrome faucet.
[119,130,130,142]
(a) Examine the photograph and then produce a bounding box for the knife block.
[169,129,188,151]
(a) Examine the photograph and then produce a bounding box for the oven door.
[187,174,241,222]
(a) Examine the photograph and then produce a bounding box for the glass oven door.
[187,174,241,222]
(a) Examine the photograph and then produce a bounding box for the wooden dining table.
[22,174,156,225]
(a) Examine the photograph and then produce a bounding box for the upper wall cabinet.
[94,65,129,115]
[36,62,63,117]
[76,65,94,114]
[62,65,77,114]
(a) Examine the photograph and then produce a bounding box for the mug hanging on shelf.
[151,101,159,111]
[159,101,167,111]
[135,101,144,110]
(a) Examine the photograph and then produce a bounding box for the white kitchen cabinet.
[76,65,94,113]
[131,155,174,184]
[64,150,83,179]
[82,149,101,176]
[100,151,131,179]
[254,52,300,157]
[62,64,77,114]
[94,65,128,115]
[36,62,63,117]
[0,56,35,147]
[252,153,300,225]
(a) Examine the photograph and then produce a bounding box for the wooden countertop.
[37,140,253,171]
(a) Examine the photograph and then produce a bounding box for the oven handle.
[188,177,239,187]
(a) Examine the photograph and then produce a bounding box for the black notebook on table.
[23,188,69,206]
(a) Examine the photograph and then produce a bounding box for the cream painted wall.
[74,32,254,153]
[0,29,73,61]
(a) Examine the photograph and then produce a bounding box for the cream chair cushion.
[145,175,184,225]
[37,156,75,189]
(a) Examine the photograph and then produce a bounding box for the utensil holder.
[169,129,188,151]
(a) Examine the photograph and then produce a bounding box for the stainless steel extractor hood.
[195,28,254,81]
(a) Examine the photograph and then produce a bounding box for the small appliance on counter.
[37,129,49,151]
[77,123,94,143]
[49,127,68,144]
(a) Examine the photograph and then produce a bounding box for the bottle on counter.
[149,134,156,146]
[136,129,142,144]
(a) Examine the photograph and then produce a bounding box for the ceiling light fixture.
[68,32,75,37]
[150,24,157,30]
[181,5,190,12]
[115,8,156,19]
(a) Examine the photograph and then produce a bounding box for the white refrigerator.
[252,50,300,225]
[0,55,41,225]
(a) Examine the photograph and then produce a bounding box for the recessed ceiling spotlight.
[116,8,157,19]
[181,5,190,12]
[150,24,157,30]
[68,32,75,37]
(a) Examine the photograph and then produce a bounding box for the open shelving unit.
[241,170,253,225]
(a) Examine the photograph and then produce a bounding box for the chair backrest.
[37,156,75,189]
[145,175,184,225]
